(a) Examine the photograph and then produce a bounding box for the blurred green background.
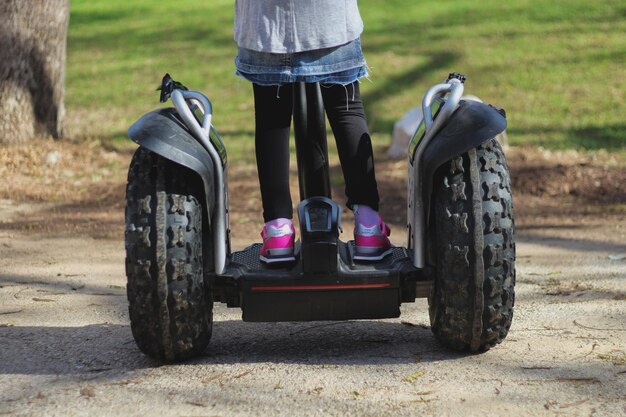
[67,0,626,158]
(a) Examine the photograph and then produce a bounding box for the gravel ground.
[1,211,624,417]
[1,144,625,416]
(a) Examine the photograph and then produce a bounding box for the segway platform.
[212,197,431,322]
[217,242,422,322]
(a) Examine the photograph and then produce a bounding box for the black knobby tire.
[125,148,213,361]
[428,138,515,352]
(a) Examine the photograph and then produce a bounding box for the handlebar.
[421,77,464,132]
[171,89,213,138]
[170,88,227,275]
[410,74,465,269]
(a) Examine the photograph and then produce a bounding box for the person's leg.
[320,82,380,210]
[253,83,294,222]
[253,83,296,262]
[321,82,391,259]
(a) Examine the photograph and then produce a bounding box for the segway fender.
[421,99,506,222]
[128,108,216,218]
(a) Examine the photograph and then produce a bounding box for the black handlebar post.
[293,82,332,200]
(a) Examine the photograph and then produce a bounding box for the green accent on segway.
[209,127,227,165]
[408,98,443,164]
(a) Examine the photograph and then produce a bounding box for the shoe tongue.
[355,205,380,227]
[266,218,292,229]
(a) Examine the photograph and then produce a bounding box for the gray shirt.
[234,0,364,53]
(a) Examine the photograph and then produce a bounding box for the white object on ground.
[387,95,507,160]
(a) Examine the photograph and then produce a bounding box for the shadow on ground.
[0,318,466,377]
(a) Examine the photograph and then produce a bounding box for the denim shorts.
[235,38,368,86]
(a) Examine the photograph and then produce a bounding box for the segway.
[124,72,515,361]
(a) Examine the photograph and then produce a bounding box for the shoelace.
[262,224,294,241]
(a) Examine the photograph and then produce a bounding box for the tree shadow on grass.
[69,3,234,53]
[361,51,459,134]
[507,124,626,152]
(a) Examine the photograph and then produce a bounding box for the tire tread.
[125,148,212,361]
[429,139,515,352]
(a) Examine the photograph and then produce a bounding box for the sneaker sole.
[260,254,296,264]
[264,247,295,256]
[353,247,394,261]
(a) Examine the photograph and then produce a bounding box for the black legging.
[253,81,380,222]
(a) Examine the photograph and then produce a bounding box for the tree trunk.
[0,0,70,144]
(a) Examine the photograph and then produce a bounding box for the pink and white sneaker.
[260,218,296,264]
[353,205,393,261]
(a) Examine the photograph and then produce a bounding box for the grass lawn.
[67,0,626,157]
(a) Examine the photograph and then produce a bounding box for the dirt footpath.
[0,145,625,416]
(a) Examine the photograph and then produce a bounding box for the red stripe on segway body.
[250,283,392,292]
